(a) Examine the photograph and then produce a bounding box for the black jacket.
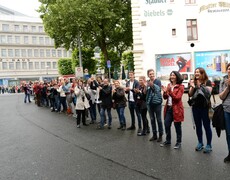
[99,85,112,108]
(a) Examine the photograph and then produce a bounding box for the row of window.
[0,35,54,45]
[1,24,44,33]
[0,49,72,58]
[1,61,57,70]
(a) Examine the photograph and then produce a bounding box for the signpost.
[75,67,83,78]
[107,60,111,82]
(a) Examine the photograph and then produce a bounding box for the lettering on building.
[200,1,230,13]
[145,0,167,5]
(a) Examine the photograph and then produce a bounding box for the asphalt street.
[0,93,229,180]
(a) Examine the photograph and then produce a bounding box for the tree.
[122,51,134,71]
[72,48,97,75]
[100,50,120,73]
[58,58,74,75]
[38,0,133,64]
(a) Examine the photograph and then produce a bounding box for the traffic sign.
[107,60,111,68]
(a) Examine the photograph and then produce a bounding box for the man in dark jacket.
[97,78,113,129]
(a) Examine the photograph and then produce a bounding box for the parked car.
[209,75,222,95]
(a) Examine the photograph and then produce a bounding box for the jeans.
[24,93,31,103]
[147,104,163,135]
[164,107,182,143]
[100,107,112,127]
[89,101,97,122]
[128,101,142,128]
[116,107,126,126]
[192,107,212,146]
[59,96,67,112]
[224,111,230,152]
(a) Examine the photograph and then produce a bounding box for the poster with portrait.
[194,50,230,76]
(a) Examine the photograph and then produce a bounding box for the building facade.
[0,6,71,86]
[131,0,230,80]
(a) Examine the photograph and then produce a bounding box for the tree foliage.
[58,58,74,75]
[72,48,97,75]
[38,0,133,66]
[122,51,134,71]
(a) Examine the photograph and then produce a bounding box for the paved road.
[0,93,229,180]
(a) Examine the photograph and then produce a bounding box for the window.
[22,62,27,69]
[39,37,44,44]
[28,49,32,57]
[2,62,7,70]
[34,49,39,57]
[21,49,26,57]
[9,62,14,70]
[46,62,51,69]
[14,25,20,32]
[63,50,67,57]
[1,49,7,57]
[68,51,72,57]
[23,25,28,32]
[185,0,196,4]
[57,50,62,57]
[7,35,13,43]
[35,62,39,69]
[8,49,13,57]
[15,49,20,57]
[172,28,176,36]
[46,49,50,57]
[29,62,33,69]
[1,35,6,43]
[2,24,9,31]
[45,37,50,44]
[41,62,45,69]
[15,36,20,44]
[52,49,56,57]
[24,36,29,44]
[38,26,43,32]
[40,49,44,57]
[52,62,57,69]
[186,19,198,41]
[31,26,36,32]
[32,36,37,44]
[16,62,21,69]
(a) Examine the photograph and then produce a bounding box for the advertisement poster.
[156,53,192,78]
[194,50,230,76]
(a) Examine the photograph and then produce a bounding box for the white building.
[131,0,230,80]
[0,5,72,86]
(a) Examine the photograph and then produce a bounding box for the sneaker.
[137,131,146,136]
[195,143,204,151]
[104,123,108,127]
[117,125,123,130]
[137,128,142,133]
[72,114,77,118]
[203,145,212,153]
[121,126,126,131]
[157,135,163,142]
[96,126,104,130]
[160,141,171,147]
[77,125,80,128]
[149,134,157,141]
[174,142,181,149]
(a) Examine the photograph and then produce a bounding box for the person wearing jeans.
[161,71,184,149]
[188,67,212,153]
[113,80,127,130]
[219,64,230,162]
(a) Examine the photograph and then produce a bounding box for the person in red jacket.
[160,71,184,149]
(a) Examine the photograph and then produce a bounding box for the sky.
[0,0,41,17]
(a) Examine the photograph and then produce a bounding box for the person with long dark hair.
[188,67,212,153]
[160,71,184,149]
[219,63,230,162]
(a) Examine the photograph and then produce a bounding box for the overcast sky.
[0,0,41,17]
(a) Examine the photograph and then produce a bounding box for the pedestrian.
[188,67,212,153]
[134,76,148,136]
[57,78,67,113]
[112,80,127,130]
[125,71,142,132]
[97,78,113,129]
[219,63,230,162]
[160,71,184,149]
[146,69,164,142]
[74,79,90,128]
[23,82,31,103]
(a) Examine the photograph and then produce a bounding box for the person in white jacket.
[74,79,90,128]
